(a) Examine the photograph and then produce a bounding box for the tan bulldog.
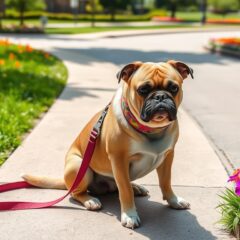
[22,60,193,229]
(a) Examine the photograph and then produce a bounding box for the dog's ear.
[117,61,143,83]
[167,60,194,80]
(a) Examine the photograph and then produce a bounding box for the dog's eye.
[137,84,152,96]
[167,83,179,95]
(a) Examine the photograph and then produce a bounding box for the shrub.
[4,8,167,22]
[208,0,239,14]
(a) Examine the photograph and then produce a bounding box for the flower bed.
[206,37,240,58]
[0,39,67,165]
[0,24,43,34]
[207,19,240,24]
[152,16,240,25]
[152,16,183,22]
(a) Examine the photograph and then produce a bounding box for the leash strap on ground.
[0,104,110,211]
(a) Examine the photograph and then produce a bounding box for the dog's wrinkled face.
[117,61,193,128]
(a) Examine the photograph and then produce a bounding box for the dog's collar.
[121,97,163,134]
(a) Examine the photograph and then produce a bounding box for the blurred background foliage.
[0,0,239,21]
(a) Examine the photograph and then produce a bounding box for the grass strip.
[0,40,68,165]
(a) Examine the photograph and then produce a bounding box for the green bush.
[6,0,46,12]
[208,0,239,14]
[147,8,168,17]
[5,9,47,19]
[4,8,167,22]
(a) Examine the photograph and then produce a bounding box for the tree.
[0,0,4,29]
[169,0,177,18]
[86,0,103,27]
[86,0,103,13]
[208,0,239,15]
[100,0,129,21]
[6,0,46,26]
[169,0,198,19]
[200,0,207,24]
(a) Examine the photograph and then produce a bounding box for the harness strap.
[0,104,110,211]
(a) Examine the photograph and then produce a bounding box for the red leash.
[0,104,110,211]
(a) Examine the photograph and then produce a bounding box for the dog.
[22,60,193,229]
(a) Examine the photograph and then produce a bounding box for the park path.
[47,21,187,28]
[0,29,237,239]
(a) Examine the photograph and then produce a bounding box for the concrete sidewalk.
[47,21,189,29]
[0,41,232,239]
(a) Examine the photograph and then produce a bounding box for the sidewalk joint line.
[141,184,225,189]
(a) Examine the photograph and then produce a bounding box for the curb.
[182,106,235,176]
[73,26,240,39]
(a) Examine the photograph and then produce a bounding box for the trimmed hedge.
[3,9,167,22]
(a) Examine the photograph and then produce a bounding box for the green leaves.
[217,188,240,237]
[208,0,239,13]
[5,0,46,12]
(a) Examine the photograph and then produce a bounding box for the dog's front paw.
[84,197,102,211]
[121,209,141,229]
[167,195,190,209]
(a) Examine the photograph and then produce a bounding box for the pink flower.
[228,169,240,196]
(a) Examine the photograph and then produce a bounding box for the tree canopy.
[208,0,239,13]
[6,0,46,12]
[6,0,46,25]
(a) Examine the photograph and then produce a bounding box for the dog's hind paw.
[121,209,141,229]
[84,197,102,211]
[132,183,149,197]
[167,195,190,210]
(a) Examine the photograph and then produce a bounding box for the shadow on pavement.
[52,47,231,66]
[66,192,217,240]
[59,84,116,101]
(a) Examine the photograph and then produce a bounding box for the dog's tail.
[21,174,66,190]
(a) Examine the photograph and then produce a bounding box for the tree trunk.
[140,0,144,14]
[19,0,26,26]
[0,12,2,29]
[170,1,176,18]
[91,0,95,27]
[110,7,115,21]
[200,0,207,25]
[110,0,115,21]
[0,0,4,29]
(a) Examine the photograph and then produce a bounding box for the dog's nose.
[153,93,167,101]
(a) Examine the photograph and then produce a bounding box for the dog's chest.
[129,134,175,180]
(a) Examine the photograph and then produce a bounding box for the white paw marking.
[84,197,102,211]
[167,195,190,209]
[121,209,141,229]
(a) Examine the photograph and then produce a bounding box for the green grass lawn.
[176,11,240,21]
[0,40,68,165]
[45,24,194,34]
